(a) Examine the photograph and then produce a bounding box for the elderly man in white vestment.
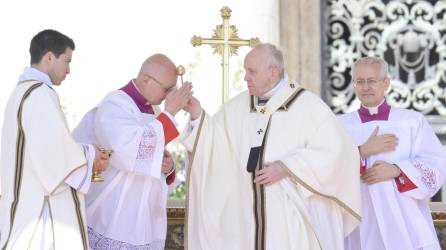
[0,29,109,250]
[72,54,192,249]
[340,57,446,250]
[181,43,362,250]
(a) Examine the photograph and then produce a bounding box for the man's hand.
[359,126,398,158]
[183,96,202,120]
[361,160,401,185]
[93,146,111,173]
[254,162,288,186]
[162,150,174,175]
[164,82,193,116]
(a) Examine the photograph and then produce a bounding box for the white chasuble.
[182,82,361,250]
[340,107,446,250]
[72,89,167,249]
[0,81,90,250]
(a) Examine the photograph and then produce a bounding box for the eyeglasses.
[146,74,176,92]
[353,78,386,88]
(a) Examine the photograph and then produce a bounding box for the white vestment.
[0,79,94,250]
[182,81,361,250]
[340,107,446,250]
[72,89,168,249]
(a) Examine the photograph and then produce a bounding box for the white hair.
[351,56,389,79]
[254,43,285,79]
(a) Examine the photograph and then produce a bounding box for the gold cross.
[260,108,266,114]
[191,6,260,104]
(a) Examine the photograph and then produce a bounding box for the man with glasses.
[72,54,192,249]
[340,56,446,250]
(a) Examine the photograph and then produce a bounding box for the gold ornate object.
[92,148,113,182]
[176,65,185,85]
[190,6,260,104]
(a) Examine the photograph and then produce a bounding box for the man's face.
[143,71,177,105]
[243,49,273,97]
[48,48,72,86]
[353,63,390,107]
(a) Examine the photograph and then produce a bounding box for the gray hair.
[351,56,389,79]
[254,43,285,79]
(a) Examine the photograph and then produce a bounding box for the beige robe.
[0,81,89,250]
[182,82,361,250]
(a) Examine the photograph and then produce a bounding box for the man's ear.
[142,74,151,85]
[383,77,391,92]
[270,66,280,79]
[41,51,54,66]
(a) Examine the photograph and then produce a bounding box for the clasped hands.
[359,126,401,184]
[164,82,202,120]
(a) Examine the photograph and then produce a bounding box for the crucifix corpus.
[191,6,260,104]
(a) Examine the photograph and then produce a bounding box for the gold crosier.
[191,6,260,104]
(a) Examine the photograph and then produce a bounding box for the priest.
[181,43,361,250]
[0,29,109,250]
[72,54,192,249]
[340,57,446,250]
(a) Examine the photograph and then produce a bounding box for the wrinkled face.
[353,63,390,107]
[47,48,72,86]
[243,50,273,97]
[142,70,177,105]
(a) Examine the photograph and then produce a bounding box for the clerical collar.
[358,99,390,123]
[120,79,154,114]
[261,75,288,100]
[18,67,53,86]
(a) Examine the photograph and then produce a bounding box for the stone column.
[279,0,322,95]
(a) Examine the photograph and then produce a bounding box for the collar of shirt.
[120,79,154,114]
[358,99,390,123]
[18,67,53,87]
[260,74,288,100]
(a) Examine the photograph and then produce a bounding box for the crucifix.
[191,6,260,104]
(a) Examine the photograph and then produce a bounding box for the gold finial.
[177,65,185,76]
[221,6,231,19]
[177,65,185,85]
[191,35,202,47]
[250,38,261,47]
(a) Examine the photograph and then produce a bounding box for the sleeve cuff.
[188,113,203,132]
[161,111,178,126]
[394,163,417,192]
[358,147,366,175]
[166,169,176,185]
[157,113,179,145]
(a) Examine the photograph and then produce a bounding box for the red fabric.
[395,170,417,192]
[166,169,176,185]
[156,113,179,145]
[360,165,366,175]
[358,147,366,175]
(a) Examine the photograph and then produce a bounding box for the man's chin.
[248,90,260,96]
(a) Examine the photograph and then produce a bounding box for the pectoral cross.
[191,6,260,104]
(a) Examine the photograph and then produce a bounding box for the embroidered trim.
[71,188,88,250]
[413,161,436,193]
[88,227,164,250]
[185,111,205,250]
[2,82,43,250]
[279,161,361,222]
[137,127,157,160]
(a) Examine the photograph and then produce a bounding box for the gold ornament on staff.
[191,6,260,104]
[92,148,113,182]
[177,65,185,85]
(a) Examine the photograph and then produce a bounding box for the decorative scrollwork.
[323,0,446,123]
